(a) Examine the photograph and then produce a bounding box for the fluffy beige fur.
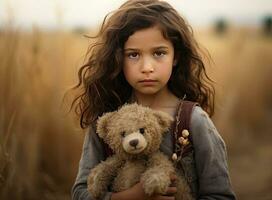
[87,103,192,200]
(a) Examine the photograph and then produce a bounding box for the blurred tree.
[214,18,228,35]
[262,15,272,35]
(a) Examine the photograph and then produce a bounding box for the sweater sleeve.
[190,106,236,200]
[71,125,112,200]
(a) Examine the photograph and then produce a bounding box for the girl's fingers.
[149,186,177,200]
[166,186,177,195]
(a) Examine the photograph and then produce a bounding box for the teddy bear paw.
[142,175,170,196]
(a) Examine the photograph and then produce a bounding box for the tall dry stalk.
[0,26,86,199]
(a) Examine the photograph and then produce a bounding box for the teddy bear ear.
[96,111,116,139]
[153,111,174,133]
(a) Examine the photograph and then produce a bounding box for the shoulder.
[190,106,213,129]
[80,124,106,163]
[83,123,104,150]
[190,106,226,150]
[190,105,218,136]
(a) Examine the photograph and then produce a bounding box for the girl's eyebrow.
[124,46,169,51]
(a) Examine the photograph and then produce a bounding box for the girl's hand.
[148,185,177,200]
[110,174,177,200]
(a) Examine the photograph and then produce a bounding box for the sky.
[0,0,272,30]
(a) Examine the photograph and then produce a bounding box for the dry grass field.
[0,25,271,200]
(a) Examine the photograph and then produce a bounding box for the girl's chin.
[134,89,159,96]
[133,86,167,96]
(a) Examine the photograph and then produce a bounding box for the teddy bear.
[87,103,192,200]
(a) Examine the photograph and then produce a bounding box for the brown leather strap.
[178,101,198,139]
[172,100,198,158]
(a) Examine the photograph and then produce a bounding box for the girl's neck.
[132,89,180,116]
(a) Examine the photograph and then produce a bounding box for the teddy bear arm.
[141,152,175,196]
[147,152,175,172]
[88,155,124,199]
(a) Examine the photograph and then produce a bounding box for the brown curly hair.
[70,0,215,129]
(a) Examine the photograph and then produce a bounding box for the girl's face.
[123,25,176,97]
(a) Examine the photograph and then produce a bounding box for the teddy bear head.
[96,103,173,159]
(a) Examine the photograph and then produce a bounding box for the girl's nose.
[141,57,154,73]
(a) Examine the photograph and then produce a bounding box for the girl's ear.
[96,111,116,139]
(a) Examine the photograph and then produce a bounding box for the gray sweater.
[71,106,236,200]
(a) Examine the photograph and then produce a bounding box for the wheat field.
[0,26,271,200]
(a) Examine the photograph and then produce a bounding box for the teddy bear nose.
[129,139,139,147]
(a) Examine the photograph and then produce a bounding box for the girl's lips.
[138,80,158,86]
[139,79,157,82]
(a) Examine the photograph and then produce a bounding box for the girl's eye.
[139,128,145,134]
[154,51,166,58]
[127,52,139,59]
[120,131,126,137]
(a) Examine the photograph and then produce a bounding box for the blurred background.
[0,0,271,199]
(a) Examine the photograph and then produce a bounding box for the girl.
[71,0,236,200]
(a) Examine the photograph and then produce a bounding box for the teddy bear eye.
[139,128,145,134]
[120,131,126,137]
